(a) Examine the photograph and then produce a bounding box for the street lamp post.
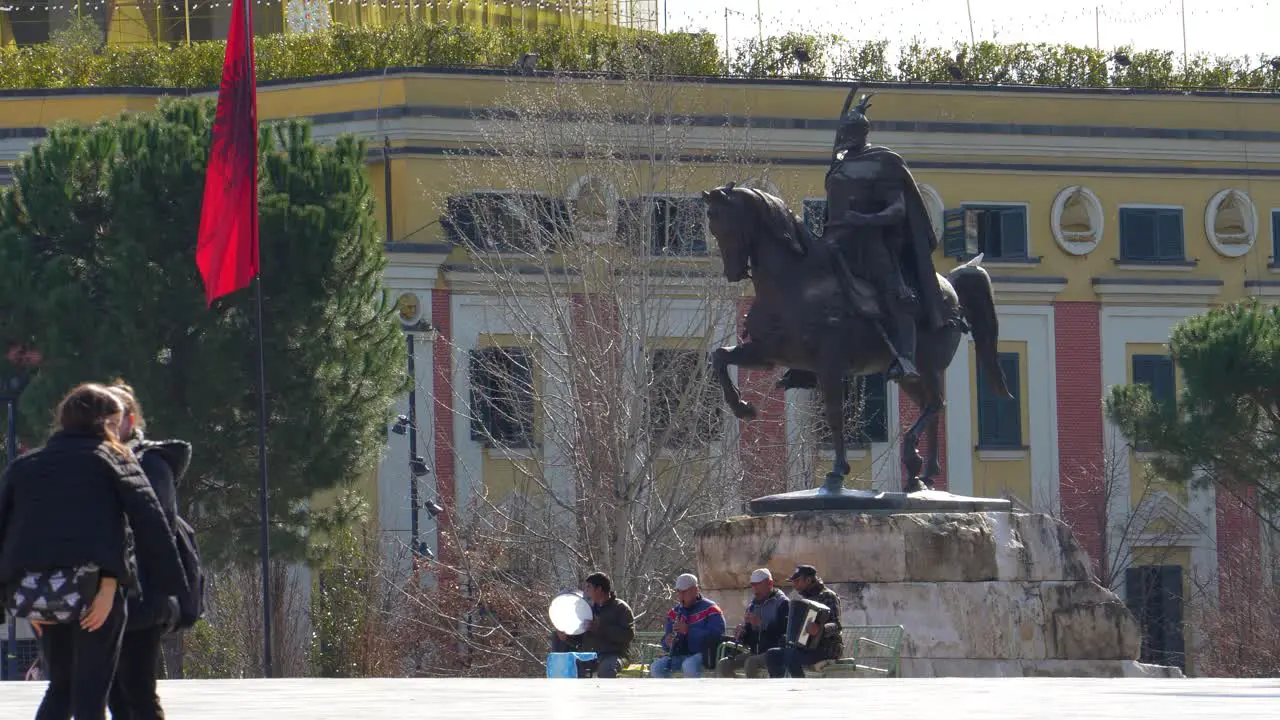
[1,344,38,682]
[391,293,438,560]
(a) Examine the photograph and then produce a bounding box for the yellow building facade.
[2,70,1277,675]
[0,0,652,47]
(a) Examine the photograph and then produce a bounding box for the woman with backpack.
[0,382,186,720]
[105,381,191,720]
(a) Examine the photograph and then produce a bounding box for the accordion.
[785,597,832,650]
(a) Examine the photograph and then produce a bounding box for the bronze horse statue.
[703,183,1010,493]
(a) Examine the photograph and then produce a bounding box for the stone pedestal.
[694,509,1184,678]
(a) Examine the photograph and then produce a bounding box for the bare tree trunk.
[393,49,771,673]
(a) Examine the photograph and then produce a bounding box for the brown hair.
[106,379,145,438]
[54,383,131,458]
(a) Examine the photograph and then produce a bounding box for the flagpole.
[240,0,274,679]
[255,275,272,679]
[195,0,269,677]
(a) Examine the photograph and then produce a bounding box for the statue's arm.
[845,188,905,227]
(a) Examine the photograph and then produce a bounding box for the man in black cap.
[765,564,843,678]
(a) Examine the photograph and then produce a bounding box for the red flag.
[196,0,258,305]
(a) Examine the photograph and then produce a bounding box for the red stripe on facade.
[1053,302,1105,576]
[898,388,947,491]
[431,288,456,561]
[1216,482,1263,610]
[735,296,788,497]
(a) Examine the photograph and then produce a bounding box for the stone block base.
[695,509,1184,678]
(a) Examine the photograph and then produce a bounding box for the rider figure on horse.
[822,91,948,383]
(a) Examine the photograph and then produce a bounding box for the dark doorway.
[1125,564,1186,670]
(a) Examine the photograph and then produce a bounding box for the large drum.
[548,591,593,636]
[785,597,831,650]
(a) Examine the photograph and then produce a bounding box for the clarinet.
[739,598,758,655]
[671,605,688,655]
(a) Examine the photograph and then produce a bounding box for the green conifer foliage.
[0,97,407,564]
[1106,300,1280,523]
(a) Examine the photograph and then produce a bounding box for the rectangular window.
[944,206,1027,259]
[1131,354,1176,408]
[1272,210,1280,261]
[617,197,707,255]
[468,347,536,449]
[977,351,1022,448]
[1119,207,1184,262]
[648,349,723,448]
[1131,353,1176,452]
[803,199,827,239]
[814,373,889,449]
[1125,565,1186,671]
[444,192,571,252]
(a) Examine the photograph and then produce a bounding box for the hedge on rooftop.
[0,21,1276,91]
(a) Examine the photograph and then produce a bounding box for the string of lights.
[0,0,1273,79]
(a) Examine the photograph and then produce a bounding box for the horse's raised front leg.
[711,343,773,421]
[817,367,850,493]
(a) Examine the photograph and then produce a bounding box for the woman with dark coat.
[0,383,187,720]
[106,382,189,720]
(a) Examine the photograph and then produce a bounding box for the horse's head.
[703,182,751,282]
[703,181,808,284]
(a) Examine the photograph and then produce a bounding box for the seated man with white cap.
[716,568,790,678]
[650,573,725,678]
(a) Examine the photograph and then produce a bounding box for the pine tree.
[1105,299,1280,524]
[0,97,406,563]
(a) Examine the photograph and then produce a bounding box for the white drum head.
[548,591,593,635]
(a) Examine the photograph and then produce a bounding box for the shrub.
[0,23,1276,92]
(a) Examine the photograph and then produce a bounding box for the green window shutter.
[1272,210,1280,260]
[1120,209,1158,260]
[1132,353,1175,408]
[444,195,478,247]
[1155,210,1184,260]
[998,207,1028,258]
[978,351,1021,447]
[803,199,827,238]
[860,373,889,444]
[469,349,494,444]
[942,208,969,258]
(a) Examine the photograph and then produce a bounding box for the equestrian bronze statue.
[703,87,1011,493]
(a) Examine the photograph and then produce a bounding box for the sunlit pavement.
[1,677,1278,719]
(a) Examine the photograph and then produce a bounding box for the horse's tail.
[947,254,1012,399]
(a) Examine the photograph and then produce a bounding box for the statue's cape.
[836,145,946,330]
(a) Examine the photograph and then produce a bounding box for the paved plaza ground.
[1,677,1278,718]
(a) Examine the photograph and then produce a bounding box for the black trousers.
[107,626,167,720]
[765,645,829,678]
[35,592,127,720]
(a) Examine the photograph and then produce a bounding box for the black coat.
[0,431,187,604]
[123,437,191,631]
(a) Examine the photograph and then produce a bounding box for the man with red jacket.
[650,573,726,678]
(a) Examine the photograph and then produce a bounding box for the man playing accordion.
[765,565,843,677]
